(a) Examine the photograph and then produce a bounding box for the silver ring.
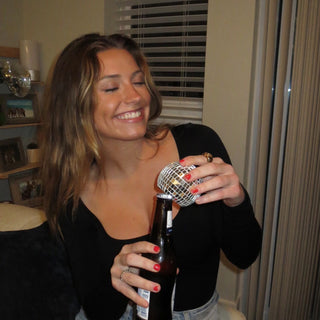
[202,152,213,163]
[120,268,130,282]
[120,267,139,282]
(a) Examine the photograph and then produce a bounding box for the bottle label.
[167,210,173,232]
[137,288,150,319]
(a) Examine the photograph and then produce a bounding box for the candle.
[19,40,40,81]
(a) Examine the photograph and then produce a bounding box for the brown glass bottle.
[136,194,177,320]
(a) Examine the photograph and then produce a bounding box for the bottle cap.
[156,193,173,200]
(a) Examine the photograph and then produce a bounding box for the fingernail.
[154,245,160,253]
[153,285,160,292]
[154,264,161,271]
[184,173,191,181]
[191,188,199,194]
[179,159,185,164]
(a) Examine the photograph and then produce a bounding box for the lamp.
[0,60,31,97]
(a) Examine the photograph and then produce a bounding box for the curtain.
[268,0,320,318]
[245,0,320,319]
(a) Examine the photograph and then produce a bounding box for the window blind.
[115,0,208,124]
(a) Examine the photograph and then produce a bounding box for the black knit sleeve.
[173,123,262,268]
[171,123,231,164]
[220,189,262,268]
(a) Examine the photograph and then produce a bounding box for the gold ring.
[202,152,213,163]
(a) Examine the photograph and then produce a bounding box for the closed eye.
[132,70,146,86]
[104,87,118,92]
[133,81,145,86]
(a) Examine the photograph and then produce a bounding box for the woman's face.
[94,48,151,143]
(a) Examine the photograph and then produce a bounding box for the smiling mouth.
[116,110,142,120]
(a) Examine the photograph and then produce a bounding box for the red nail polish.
[191,188,199,194]
[154,245,160,253]
[153,264,161,271]
[153,285,160,292]
[179,159,185,163]
[184,173,191,180]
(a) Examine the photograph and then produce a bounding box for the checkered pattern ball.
[157,162,202,207]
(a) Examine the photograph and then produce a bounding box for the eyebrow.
[98,70,143,81]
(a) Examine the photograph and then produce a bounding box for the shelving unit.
[0,125,41,180]
[0,122,41,129]
[0,162,40,180]
[1,47,43,203]
[0,46,19,58]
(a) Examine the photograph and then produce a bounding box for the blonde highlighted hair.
[40,33,165,234]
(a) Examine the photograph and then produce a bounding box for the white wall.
[204,0,256,181]
[203,0,256,304]
[0,0,23,47]
[21,0,105,81]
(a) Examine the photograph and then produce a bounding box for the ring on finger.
[202,152,213,163]
[120,268,130,282]
[120,267,138,282]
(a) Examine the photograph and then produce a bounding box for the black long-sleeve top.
[60,123,262,319]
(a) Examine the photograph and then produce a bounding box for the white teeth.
[117,110,141,120]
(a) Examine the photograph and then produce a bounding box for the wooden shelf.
[0,122,41,129]
[0,162,40,179]
[0,46,19,59]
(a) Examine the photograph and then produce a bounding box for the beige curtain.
[244,0,320,319]
[268,0,320,318]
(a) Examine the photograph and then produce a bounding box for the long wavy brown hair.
[40,33,167,234]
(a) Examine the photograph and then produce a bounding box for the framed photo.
[9,168,43,207]
[0,137,26,172]
[0,93,39,124]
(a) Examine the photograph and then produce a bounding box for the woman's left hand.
[180,154,245,207]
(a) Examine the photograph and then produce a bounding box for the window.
[115,0,208,124]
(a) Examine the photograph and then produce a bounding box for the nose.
[124,83,141,104]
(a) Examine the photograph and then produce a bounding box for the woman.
[41,33,262,320]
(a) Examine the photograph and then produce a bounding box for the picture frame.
[0,137,26,172]
[0,93,39,124]
[9,168,43,207]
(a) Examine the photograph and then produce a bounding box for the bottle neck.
[150,196,173,238]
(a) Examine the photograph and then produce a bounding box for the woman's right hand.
[111,241,161,308]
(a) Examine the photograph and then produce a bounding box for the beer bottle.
[136,193,177,320]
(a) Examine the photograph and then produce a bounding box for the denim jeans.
[75,308,88,320]
[172,291,219,320]
[119,291,219,320]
